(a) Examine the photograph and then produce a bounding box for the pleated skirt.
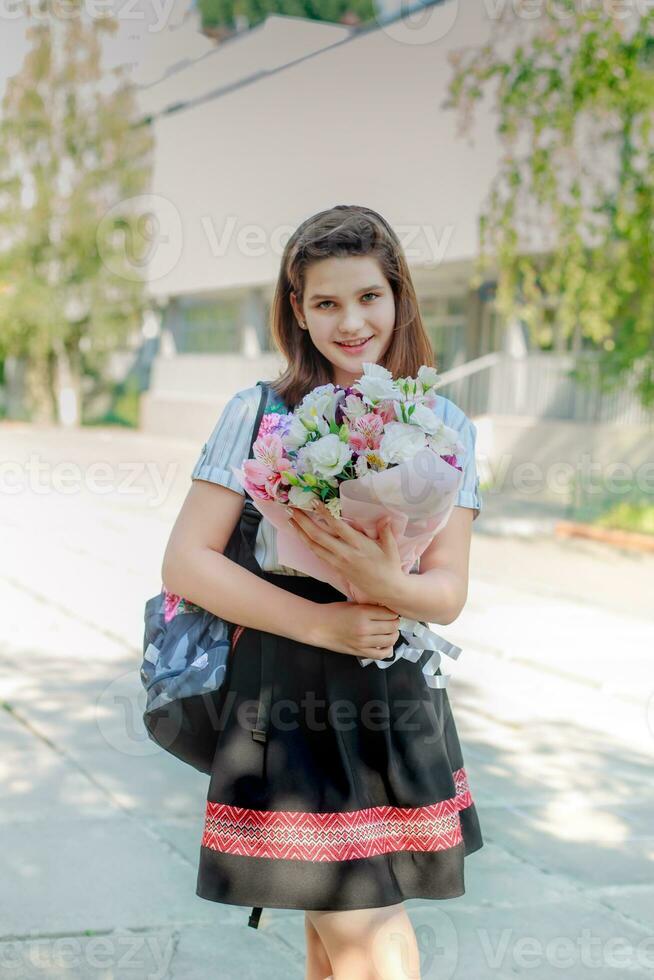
[196,571,483,926]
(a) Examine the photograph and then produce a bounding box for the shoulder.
[191,384,265,485]
[199,385,262,449]
[210,384,264,425]
[228,384,263,413]
[433,394,476,435]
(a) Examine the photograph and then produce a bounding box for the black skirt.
[196,571,483,929]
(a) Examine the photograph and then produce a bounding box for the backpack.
[140,380,274,774]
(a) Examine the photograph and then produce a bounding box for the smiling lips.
[335,336,372,351]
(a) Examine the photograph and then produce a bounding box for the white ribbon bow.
[358,617,462,688]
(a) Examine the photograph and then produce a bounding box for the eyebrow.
[308,284,385,301]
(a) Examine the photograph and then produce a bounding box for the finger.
[362,645,396,659]
[368,627,401,641]
[290,511,341,553]
[308,510,344,538]
[310,503,375,554]
[288,518,337,565]
[379,518,399,548]
[313,503,363,544]
[365,607,401,621]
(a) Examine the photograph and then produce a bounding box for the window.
[419,294,468,371]
[163,298,242,353]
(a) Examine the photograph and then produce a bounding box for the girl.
[161,205,483,980]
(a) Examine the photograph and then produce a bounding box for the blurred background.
[1,1,653,978]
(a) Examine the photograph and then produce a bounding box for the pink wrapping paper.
[231,448,462,601]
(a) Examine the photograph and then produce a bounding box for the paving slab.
[449,644,653,752]
[407,898,654,979]
[480,805,654,889]
[0,744,119,826]
[167,921,304,979]
[145,818,207,869]
[0,815,229,938]
[590,885,654,933]
[0,929,177,980]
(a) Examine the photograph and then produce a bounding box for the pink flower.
[163,589,182,623]
[376,402,396,425]
[442,453,463,472]
[241,434,293,501]
[265,470,286,499]
[257,413,285,437]
[253,433,291,474]
[242,458,275,499]
[348,431,368,453]
[352,412,384,449]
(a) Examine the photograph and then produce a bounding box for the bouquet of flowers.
[231,363,468,688]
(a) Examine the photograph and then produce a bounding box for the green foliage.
[0,7,154,424]
[596,500,654,536]
[84,376,141,428]
[569,468,653,535]
[198,0,375,31]
[445,2,654,408]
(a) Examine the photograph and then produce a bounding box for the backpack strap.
[242,380,270,504]
[236,380,277,567]
[248,905,263,929]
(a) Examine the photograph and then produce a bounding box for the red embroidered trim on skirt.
[201,767,473,861]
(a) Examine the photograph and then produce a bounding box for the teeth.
[338,338,370,347]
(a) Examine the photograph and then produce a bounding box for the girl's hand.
[286,501,404,607]
[310,600,401,659]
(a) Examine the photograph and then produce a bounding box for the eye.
[316,292,380,310]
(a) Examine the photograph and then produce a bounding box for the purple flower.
[257,412,285,437]
[335,387,362,426]
[442,453,463,472]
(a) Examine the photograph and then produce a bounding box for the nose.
[340,304,367,332]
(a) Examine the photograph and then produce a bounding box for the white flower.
[361,362,393,380]
[417,365,441,390]
[288,485,317,510]
[358,449,388,472]
[294,445,314,474]
[379,421,426,464]
[283,414,312,451]
[301,382,336,405]
[407,402,441,435]
[324,496,342,519]
[303,433,352,478]
[297,392,343,436]
[354,367,400,406]
[343,393,368,420]
[354,455,370,477]
[426,421,465,456]
[299,386,343,424]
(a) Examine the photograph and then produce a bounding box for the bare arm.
[161,480,321,645]
[376,506,474,625]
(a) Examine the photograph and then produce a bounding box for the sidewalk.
[2,423,653,979]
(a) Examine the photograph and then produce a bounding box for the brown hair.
[269,204,436,409]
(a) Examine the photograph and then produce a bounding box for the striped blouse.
[191,384,483,576]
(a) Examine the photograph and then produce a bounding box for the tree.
[198,0,375,35]
[0,5,153,425]
[445,1,654,408]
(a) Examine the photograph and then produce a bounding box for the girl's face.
[290,255,396,389]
